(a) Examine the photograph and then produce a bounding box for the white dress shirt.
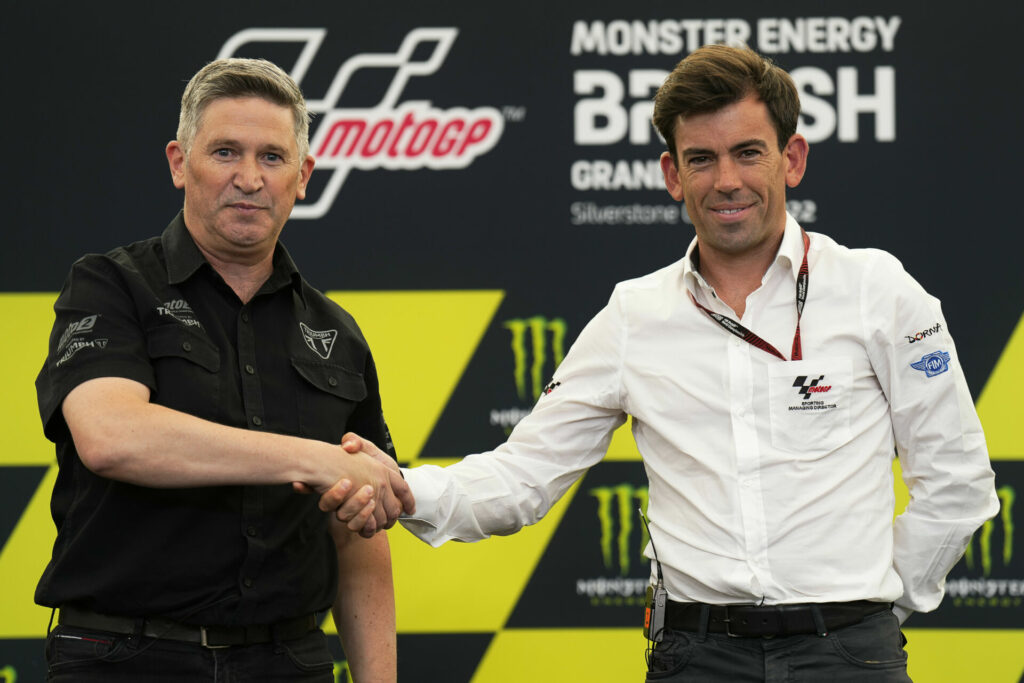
[401,214,999,620]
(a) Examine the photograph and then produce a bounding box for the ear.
[783,133,809,189]
[660,151,684,202]
[166,141,186,190]
[295,154,316,200]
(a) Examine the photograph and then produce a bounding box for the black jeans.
[45,624,335,682]
[645,609,911,682]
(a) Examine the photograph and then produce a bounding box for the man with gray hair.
[35,58,413,681]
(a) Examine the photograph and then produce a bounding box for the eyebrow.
[205,138,290,155]
[681,138,770,158]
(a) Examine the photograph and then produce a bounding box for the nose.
[234,155,264,194]
[713,157,742,194]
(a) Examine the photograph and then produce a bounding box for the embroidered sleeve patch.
[910,351,951,377]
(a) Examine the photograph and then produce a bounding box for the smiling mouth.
[711,206,750,216]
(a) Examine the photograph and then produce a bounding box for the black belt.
[664,600,890,638]
[58,606,318,649]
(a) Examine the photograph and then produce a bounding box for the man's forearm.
[60,375,405,521]
[332,528,397,682]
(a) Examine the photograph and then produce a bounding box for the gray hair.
[176,58,311,159]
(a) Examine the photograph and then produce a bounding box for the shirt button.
[328,377,338,387]
[252,416,263,427]
[247,526,257,537]
[243,578,253,588]
[182,341,192,352]
[245,364,255,375]
[241,312,250,323]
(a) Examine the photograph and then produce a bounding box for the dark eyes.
[687,149,761,167]
[211,149,284,163]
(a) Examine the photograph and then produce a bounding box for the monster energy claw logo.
[965,485,1015,576]
[504,316,567,401]
[590,484,649,576]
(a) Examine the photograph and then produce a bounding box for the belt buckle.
[723,606,781,638]
[723,606,742,638]
[200,627,231,649]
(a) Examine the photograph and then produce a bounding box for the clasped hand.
[307,433,414,538]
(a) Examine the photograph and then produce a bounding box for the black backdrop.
[2,2,1022,681]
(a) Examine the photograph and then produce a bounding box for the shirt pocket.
[767,357,852,457]
[291,358,367,442]
[146,325,221,416]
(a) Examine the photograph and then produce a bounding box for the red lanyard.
[689,230,810,362]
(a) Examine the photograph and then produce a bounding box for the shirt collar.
[160,211,305,302]
[682,212,805,293]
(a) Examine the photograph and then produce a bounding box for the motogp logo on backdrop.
[218,28,505,219]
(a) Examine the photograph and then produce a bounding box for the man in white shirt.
[328,44,999,681]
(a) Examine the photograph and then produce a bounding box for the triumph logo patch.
[300,322,338,360]
[55,338,109,367]
[157,299,202,328]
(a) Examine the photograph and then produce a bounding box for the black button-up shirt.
[35,213,396,625]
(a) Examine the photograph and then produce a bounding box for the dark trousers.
[45,624,335,682]
[645,609,912,682]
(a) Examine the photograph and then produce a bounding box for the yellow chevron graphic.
[0,293,59,467]
[977,311,1024,460]
[325,290,503,462]
[0,291,508,638]
[0,294,63,637]
[2,295,1022,683]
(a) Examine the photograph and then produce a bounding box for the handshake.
[299,433,415,538]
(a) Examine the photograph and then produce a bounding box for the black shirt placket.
[234,303,268,623]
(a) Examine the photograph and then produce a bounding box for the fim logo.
[948,486,1018,610]
[219,27,506,219]
[910,350,951,377]
[504,317,567,402]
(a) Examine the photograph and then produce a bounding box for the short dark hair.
[653,45,799,159]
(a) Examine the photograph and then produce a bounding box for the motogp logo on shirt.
[217,27,505,220]
[57,314,98,353]
[793,375,832,400]
[910,351,951,378]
